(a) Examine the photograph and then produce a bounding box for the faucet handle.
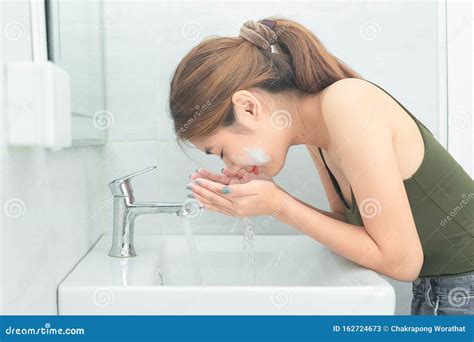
[108,165,157,197]
[110,165,157,184]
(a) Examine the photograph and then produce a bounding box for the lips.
[250,165,260,175]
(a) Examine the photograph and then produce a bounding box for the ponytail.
[169,17,362,144]
[270,18,361,93]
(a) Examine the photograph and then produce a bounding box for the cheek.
[242,148,272,166]
[226,147,271,166]
[265,143,291,176]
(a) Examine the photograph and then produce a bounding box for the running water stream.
[241,217,257,284]
[181,217,203,285]
[179,204,257,285]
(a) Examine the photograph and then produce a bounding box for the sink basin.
[58,233,395,315]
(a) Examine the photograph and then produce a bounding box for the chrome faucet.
[108,166,190,258]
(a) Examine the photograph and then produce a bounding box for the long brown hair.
[169,17,361,146]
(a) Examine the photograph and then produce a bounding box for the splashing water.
[241,217,257,284]
[242,218,255,264]
[181,217,203,285]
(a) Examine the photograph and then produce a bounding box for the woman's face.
[191,90,294,177]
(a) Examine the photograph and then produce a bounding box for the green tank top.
[318,79,474,277]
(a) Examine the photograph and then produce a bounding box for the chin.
[263,160,285,178]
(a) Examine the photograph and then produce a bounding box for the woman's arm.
[275,192,409,279]
[288,194,348,223]
[274,78,425,282]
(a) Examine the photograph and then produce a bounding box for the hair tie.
[239,19,279,53]
[260,19,277,30]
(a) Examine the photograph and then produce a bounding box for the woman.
[169,18,474,315]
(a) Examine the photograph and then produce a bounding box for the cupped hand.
[190,167,274,185]
[186,176,286,218]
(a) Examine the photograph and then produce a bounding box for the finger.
[222,168,238,177]
[241,172,260,182]
[195,177,259,197]
[202,202,231,216]
[187,192,212,206]
[236,168,247,178]
[192,168,233,185]
[190,182,234,207]
[191,193,235,216]
[229,177,243,185]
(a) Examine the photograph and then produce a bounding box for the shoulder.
[319,78,393,144]
[319,78,396,174]
[320,78,387,120]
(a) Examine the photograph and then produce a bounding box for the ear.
[231,90,262,128]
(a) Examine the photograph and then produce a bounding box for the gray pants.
[411,270,474,315]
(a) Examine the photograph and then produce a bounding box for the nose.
[222,159,238,174]
[223,159,254,175]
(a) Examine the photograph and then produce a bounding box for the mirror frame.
[31,0,107,147]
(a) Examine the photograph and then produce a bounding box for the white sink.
[58,233,395,315]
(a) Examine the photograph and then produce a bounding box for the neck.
[289,91,330,150]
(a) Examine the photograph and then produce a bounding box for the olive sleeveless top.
[317,79,474,277]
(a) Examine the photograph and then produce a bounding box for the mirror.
[45,0,107,145]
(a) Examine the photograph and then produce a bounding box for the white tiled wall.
[0,146,104,314]
[0,0,447,315]
[0,1,103,314]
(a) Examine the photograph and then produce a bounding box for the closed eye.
[204,147,223,160]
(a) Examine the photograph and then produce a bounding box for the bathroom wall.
[99,0,448,315]
[0,1,104,314]
[0,0,462,316]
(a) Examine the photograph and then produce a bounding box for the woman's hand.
[186,175,287,218]
[190,167,274,185]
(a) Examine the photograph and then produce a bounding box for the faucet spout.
[109,198,186,258]
[130,202,185,215]
[107,166,191,258]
